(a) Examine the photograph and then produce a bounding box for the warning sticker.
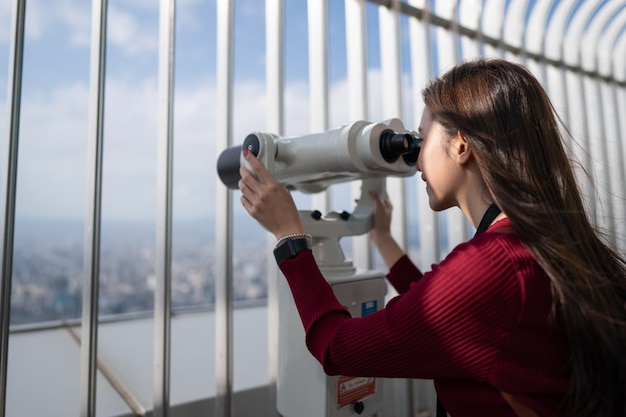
[336,376,376,408]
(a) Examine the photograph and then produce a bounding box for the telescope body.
[217,119,419,194]
[216,119,421,417]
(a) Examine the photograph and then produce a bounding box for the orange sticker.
[336,376,376,408]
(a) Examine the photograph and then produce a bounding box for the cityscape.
[9,216,426,327]
[9,218,270,326]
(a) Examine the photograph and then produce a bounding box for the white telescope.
[217,118,421,194]
[216,119,421,417]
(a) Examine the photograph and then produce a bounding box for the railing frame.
[0,1,624,416]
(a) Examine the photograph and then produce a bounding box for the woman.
[238,58,626,416]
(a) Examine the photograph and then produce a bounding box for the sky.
[0,0,407,223]
[3,0,621,225]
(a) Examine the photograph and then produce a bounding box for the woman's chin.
[428,199,453,212]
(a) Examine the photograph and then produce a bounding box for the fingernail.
[243,149,249,156]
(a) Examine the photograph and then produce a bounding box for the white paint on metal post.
[215,0,235,415]
[459,0,483,58]
[346,0,373,270]
[379,0,408,251]
[308,0,331,217]
[265,1,284,415]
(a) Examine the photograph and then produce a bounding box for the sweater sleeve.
[386,254,423,294]
[279,235,522,380]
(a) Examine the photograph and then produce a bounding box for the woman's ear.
[453,132,472,165]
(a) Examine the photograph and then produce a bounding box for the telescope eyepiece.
[402,136,422,165]
[379,129,421,165]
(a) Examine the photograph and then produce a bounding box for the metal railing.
[1,0,624,416]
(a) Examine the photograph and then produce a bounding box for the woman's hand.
[238,150,305,240]
[368,191,405,269]
[369,191,394,247]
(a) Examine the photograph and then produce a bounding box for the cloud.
[10,0,91,45]
[2,0,420,222]
[10,68,408,221]
[107,4,159,55]
[52,0,92,47]
[8,61,419,221]
[8,69,312,220]
[1,0,161,56]
[14,82,90,220]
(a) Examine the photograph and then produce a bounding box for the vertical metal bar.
[525,0,551,59]
[215,0,234,415]
[81,0,107,416]
[265,232,280,417]
[378,0,404,120]
[583,74,611,233]
[541,0,572,132]
[563,2,598,222]
[308,0,330,214]
[582,5,623,246]
[154,0,175,416]
[434,0,467,249]
[597,9,626,80]
[308,0,328,133]
[266,0,284,134]
[543,0,575,73]
[379,0,408,251]
[407,3,439,414]
[616,36,626,82]
[564,70,594,217]
[502,0,530,58]
[593,77,615,244]
[459,0,485,58]
[378,5,413,416]
[408,0,439,272]
[616,84,626,253]
[614,83,626,253]
[345,0,368,122]
[500,0,528,63]
[481,0,505,57]
[597,11,626,244]
[602,80,626,250]
[265,1,283,415]
[544,63,568,129]
[523,0,550,87]
[345,0,373,271]
[0,1,26,415]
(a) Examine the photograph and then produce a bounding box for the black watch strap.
[273,238,311,265]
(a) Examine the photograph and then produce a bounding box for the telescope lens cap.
[243,134,260,157]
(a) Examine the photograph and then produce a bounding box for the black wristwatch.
[273,237,311,265]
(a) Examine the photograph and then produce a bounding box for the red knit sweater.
[279,218,570,416]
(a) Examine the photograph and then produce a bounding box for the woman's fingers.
[369,191,392,212]
[242,150,275,184]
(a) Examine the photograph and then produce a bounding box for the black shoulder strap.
[436,398,448,417]
[474,203,502,236]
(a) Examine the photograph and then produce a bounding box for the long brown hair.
[422,58,626,416]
